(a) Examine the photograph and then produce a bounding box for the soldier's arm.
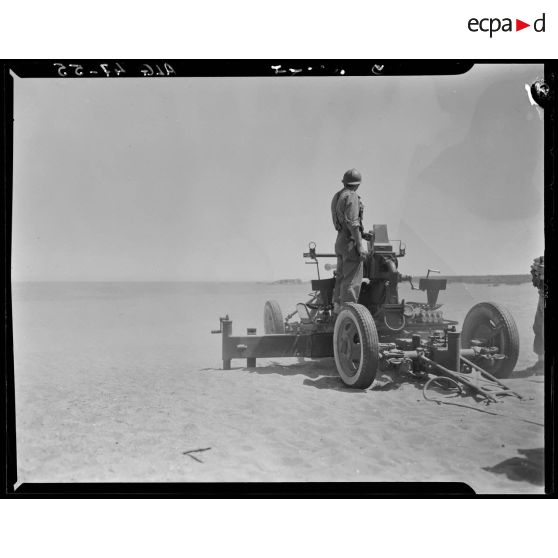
[343,194,364,253]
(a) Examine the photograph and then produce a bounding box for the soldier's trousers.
[333,233,363,305]
[533,292,544,357]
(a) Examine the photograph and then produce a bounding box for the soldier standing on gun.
[530,256,544,374]
[331,168,370,315]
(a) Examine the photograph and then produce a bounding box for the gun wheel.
[264,300,285,334]
[333,303,379,389]
[461,302,520,378]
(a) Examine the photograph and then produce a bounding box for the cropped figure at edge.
[530,256,544,374]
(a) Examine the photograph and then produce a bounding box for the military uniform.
[533,294,544,357]
[331,187,365,306]
[531,256,544,360]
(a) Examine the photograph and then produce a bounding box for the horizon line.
[11,274,532,283]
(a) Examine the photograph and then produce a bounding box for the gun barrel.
[303,252,337,259]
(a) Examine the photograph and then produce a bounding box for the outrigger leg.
[211,316,334,369]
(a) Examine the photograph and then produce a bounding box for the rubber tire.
[461,302,520,378]
[264,300,285,334]
[333,302,379,389]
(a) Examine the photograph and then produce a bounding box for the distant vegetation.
[272,279,304,285]
[266,275,531,286]
[440,275,531,285]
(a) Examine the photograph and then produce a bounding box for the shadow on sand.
[483,448,544,486]
[247,359,364,393]
[302,375,361,392]
[243,359,425,394]
[512,366,544,379]
[249,358,337,380]
[205,360,528,401]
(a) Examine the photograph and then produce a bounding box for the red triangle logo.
[516,19,530,31]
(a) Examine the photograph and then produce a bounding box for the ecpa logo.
[468,13,546,37]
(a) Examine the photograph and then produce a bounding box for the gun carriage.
[212,225,521,401]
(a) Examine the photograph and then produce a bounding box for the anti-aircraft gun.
[212,225,521,401]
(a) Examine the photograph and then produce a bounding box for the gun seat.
[311,278,336,306]
[418,278,447,307]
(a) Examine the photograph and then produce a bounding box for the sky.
[11,64,545,281]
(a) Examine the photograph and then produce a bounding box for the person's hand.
[358,246,368,261]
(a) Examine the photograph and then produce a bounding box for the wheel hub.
[473,319,504,347]
[337,319,362,376]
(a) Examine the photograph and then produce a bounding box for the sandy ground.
[12,282,546,493]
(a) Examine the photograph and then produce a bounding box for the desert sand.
[12,281,545,492]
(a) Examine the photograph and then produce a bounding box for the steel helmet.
[342,168,362,186]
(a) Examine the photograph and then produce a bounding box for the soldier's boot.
[332,302,342,319]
